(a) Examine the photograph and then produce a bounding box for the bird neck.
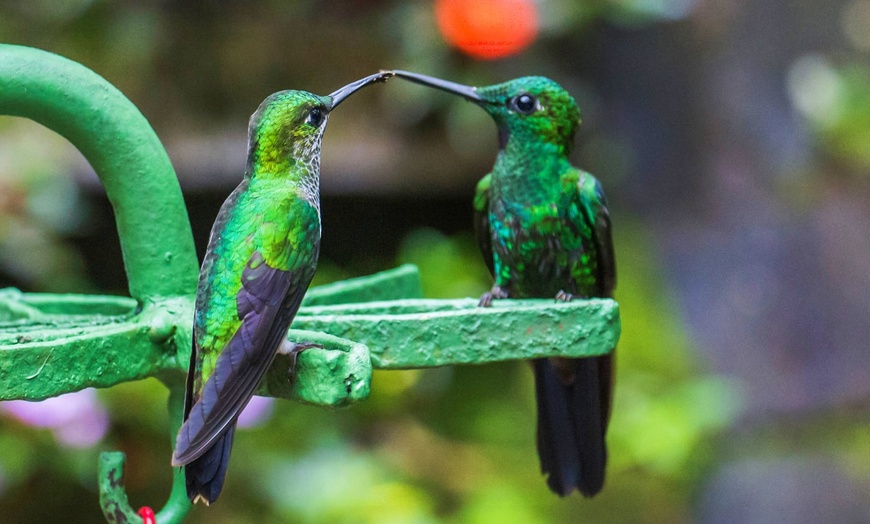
[245,142,321,206]
[491,134,570,200]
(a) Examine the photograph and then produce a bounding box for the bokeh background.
[1,0,869,522]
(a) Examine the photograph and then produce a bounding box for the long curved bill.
[390,70,483,103]
[329,71,394,109]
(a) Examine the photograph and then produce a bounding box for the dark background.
[1,1,868,522]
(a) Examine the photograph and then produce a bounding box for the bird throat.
[491,138,566,204]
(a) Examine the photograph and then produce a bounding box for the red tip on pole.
[137,507,156,524]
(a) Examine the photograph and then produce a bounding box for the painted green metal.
[294,298,620,368]
[0,43,620,522]
[0,287,376,406]
[261,330,372,408]
[301,263,424,306]
[0,283,619,401]
[0,265,423,404]
[0,295,189,401]
[99,381,191,523]
[99,451,142,523]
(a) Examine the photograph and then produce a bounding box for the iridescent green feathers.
[392,71,615,497]
[476,76,581,153]
[188,91,328,402]
[474,77,614,497]
[174,90,327,506]
[247,90,330,181]
[472,77,603,299]
[477,168,608,299]
[478,78,613,497]
[174,72,392,505]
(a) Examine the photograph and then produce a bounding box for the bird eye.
[305,107,324,127]
[510,94,538,114]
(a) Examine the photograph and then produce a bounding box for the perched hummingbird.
[392,71,616,497]
[171,72,392,505]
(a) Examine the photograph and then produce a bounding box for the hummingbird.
[391,71,616,497]
[171,72,392,505]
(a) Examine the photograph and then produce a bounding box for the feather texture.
[470,77,617,497]
[172,90,327,505]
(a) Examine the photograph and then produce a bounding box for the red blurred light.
[435,0,539,60]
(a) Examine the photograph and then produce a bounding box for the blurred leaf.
[397,228,490,299]
[789,56,870,172]
[607,218,744,481]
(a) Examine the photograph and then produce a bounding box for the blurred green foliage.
[0,218,738,523]
[1,0,869,522]
[795,61,870,173]
[0,119,92,292]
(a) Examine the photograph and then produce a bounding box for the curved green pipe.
[0,44,198,301]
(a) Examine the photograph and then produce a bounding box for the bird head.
[391,71,581,151]
[247,72,392,176]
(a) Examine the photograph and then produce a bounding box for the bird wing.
[573,169,617,427]
[173,247,314,466]
[564,169,616,298]
[473,173,495,276]
[587,174,616,297]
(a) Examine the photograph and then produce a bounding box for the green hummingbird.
[391,71,616,497]
[171,72,392,505]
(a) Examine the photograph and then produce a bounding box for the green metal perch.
[0,44,620,522]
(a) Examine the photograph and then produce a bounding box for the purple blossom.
[237,395,275,428]
[1,388,109,448]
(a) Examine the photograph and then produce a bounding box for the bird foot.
[278,340,323,383]
[554,290,576,302]
[478,285,508,307]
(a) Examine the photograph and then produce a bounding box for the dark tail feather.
[533,357,607,497]
[184,426,235,505]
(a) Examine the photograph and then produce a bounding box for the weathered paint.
[294,297,620,368]
[1,279,618,403]
[301,263,424,306]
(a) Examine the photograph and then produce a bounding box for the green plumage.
[172,73,391,506]
[191,91,325,408]
[393,72,616,497]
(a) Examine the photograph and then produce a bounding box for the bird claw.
[554,290,576,302]
[279,340,323,383]
[478,285,509,307]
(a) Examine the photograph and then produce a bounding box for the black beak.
[390,70,483,103]
[328,72,393,109]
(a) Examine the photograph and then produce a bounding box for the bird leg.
[478,285,509,307]
[278,340,324,383]
[554,290,576,302]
